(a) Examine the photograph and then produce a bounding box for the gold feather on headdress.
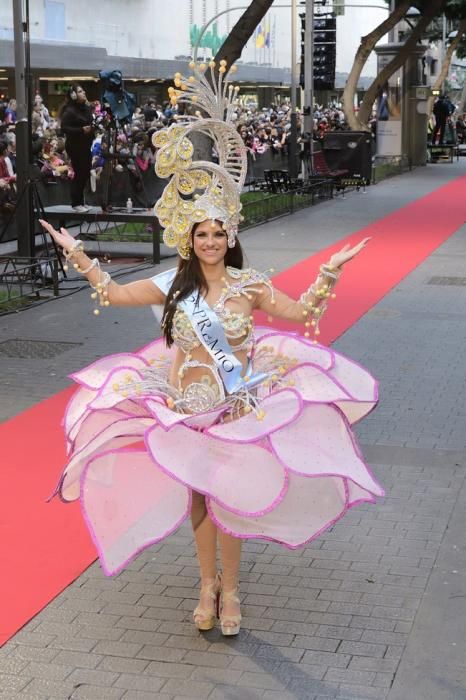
[152,60,247,259]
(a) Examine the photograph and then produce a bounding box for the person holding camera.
[58,84,94,213]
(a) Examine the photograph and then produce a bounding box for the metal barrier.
[0,255,59,306]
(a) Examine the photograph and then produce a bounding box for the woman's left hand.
[328,237,371,270]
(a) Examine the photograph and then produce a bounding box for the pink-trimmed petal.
[207,389,302,443]
[335,400,377,425]
[112,398,152,418]
[64,386,97,437]
[255,330,334,370]
[72,409,135,453]
[145,399,187,429]
[81,449,190,576]
[208,472,355,547]
[61,417,153,502]
[146,424,287,517]
[287,364,352,403]
[270,404,384,497]
[137,339,177,363]
[88,368,145,410]
[184,406,228,430]
[145,399,228,432]
[70,353,148,389]
[347,480,379,506]
[328,353,378,422]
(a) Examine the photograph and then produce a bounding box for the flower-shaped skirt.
[58,329,383,575]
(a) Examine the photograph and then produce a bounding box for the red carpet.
[1,174,466,646]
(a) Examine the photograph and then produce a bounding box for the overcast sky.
[335,0,389,75]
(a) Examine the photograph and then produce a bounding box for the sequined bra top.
[172,267,273,354]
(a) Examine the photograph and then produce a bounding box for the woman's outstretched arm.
[254,238,370,337]
[39,219,166,307]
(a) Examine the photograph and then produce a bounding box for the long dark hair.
[58,83,82,121]
[162,222,244,347]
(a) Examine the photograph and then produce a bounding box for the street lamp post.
[12,0,33,257]
[303,0,314,171]
[289,0,299,178]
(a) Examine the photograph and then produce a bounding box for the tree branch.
[357,0,446,125]
[426,18,466,114]
[343,0,412,130]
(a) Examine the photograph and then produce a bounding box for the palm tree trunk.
[357,0,445,126]
[426,19,466,116]
[342,0,412,131]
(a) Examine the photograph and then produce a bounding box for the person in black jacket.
[432,95,455,145]
[59,84,94,212]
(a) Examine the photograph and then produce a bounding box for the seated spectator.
[4,99,16,125]
[0,140,16,212]
[455,113,466,144]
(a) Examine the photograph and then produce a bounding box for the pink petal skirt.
[56,328,383,575]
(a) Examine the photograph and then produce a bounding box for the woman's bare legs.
[191,492,242,631]
[218,529,242,632]
[191,491,219,626]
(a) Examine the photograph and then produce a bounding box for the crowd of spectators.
[2,86,464,214]
[0,91,350,213]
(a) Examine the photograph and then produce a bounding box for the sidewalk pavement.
[1,163,465,700]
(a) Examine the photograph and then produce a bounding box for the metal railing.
[0,255,59,307]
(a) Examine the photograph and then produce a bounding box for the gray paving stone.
[339,641,388,658]
[292,636,340,653]
[209,686,265,700]
[302,651,351,669]
[161,678,214,697]
[121,691,167,700]
[70,683,125,699]
[21,677,77,697]
[236,671,288,691]
[48,637,98,653]
[337,683,388,699]
[136,645,186,662]
[77,624,127,642]
[325,667,377,684]
[74,612,122,628]
[253,645,304,662]
[113,672,166,692]
[191,665,243,684]
[270,620,319,636]
[143,660,192,679]
[0,673,31,694]
[97,655,150,674]
[67,666,120,686]
[53,649,103,669]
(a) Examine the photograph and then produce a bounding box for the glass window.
[45,1,65,41]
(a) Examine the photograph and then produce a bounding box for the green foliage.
[189,23,228,53]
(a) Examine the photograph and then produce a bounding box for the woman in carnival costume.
[40,60,383,637]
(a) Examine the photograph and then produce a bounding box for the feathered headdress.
[152,60,247,259]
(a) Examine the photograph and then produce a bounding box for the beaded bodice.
[172,267,271,354]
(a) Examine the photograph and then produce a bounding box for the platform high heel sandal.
[219,581,242,637]
[193,575,221,631]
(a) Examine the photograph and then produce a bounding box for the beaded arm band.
[89,267,111,316]
[62,240,112,316]
[299,263,342,342]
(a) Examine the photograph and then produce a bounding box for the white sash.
[151,268,266,394]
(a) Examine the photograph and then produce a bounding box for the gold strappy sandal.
[219,576,242,636]
[193,574,221,631]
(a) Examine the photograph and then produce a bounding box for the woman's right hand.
[38,219,77,252]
